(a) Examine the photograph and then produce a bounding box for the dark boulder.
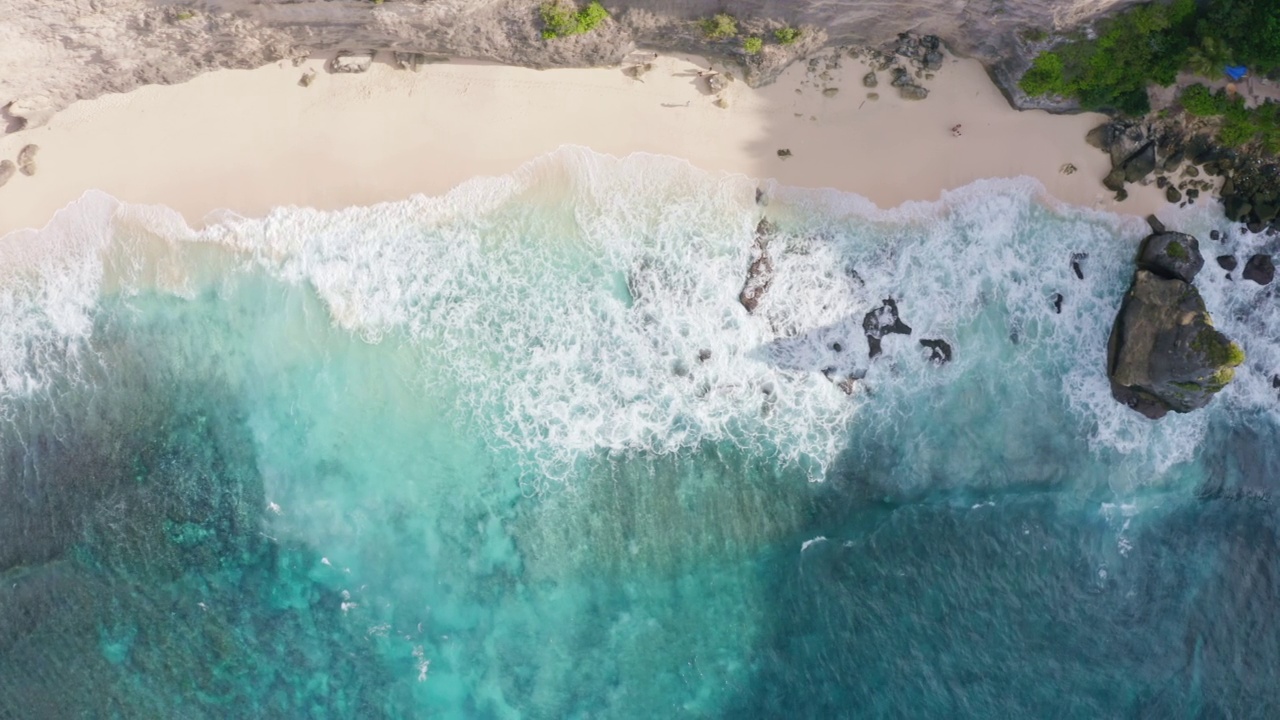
[1146,215,1166,234]
[919,338,952,363]
[1103,168,1127,192]
[1051,293,1063,314]
[1124,143,1158,184]
[1108,124,1147,167]
[863,298,912,358]
[1137,232,1203,283]
[1243,254,1275,285]
[1108,270,1244,419]
[1217,255,1238,271]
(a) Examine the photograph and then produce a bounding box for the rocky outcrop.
[863,298,912,358]
[739,219,775,313]
[0,0,1146,133]
[1107,232,1243,419]
[1088,119,1280,235]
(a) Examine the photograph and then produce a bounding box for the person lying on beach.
[950,124,963,137]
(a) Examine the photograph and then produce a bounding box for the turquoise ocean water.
[2,148,1279,718]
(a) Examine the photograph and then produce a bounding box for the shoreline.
[0,50,1170,239]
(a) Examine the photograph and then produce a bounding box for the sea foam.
[1,147,1265,486]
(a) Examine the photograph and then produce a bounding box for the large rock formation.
[1107,232,1244,419]
[0,0,1144,132]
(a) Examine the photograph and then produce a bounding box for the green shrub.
[774,26,801,45]
[742,36,763,54]
[1166,240,1188,259]
[1180,84,1224,115]
[701,13,738,40]
[1018,0,1196,113]
[541,0,609,39]
[1019,52,1067,96]
[1199,0,1280,72]
[1018,0,1280,116]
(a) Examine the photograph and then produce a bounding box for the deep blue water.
[2,150,1279,718]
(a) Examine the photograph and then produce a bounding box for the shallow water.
[2,148,1279,718]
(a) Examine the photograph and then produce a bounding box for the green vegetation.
[1166,240,1188,259]
[743,36,764,54]
[1193,329,1246,368]
[1210,366,1237,388]
[175,10,195,19]
[540,0,609,39]
[701,13,738,40]
[1179,84,1280,151]
[774,26,801,45]
[1018,0,1280,115]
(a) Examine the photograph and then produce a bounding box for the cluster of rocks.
[1088,119,1280,234]
[892,32,944,72]
[736,211,952,395]
[849,33,939,101]
[0,143,37,188]
[1107,224,1245,419]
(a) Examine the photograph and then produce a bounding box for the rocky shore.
[1089,117,1280,235]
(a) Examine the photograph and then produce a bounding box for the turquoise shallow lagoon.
[2,149,1279,718]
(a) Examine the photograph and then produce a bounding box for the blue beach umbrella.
[1225,65,1248,81]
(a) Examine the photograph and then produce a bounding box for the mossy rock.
[1108,270,1242,418]
[1137,232,1203,283]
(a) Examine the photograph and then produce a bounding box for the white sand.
[0,51,1169,237]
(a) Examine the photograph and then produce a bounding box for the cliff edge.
[1,0,1142,131]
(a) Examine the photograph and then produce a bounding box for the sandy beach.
[0,50,1168,237]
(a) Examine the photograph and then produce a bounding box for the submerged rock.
[1070,252,1087,280]
[0,160,14,188]
[1137,232,1203,284]
[1217,255,1238,272]
[1108,270,1244,419]
[919,338,952,363]
[863,298,912,358]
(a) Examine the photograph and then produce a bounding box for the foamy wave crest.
[207,149,863,483]
[18,148,1256,485]
[0,192,120,407]
[194,148,1258,483]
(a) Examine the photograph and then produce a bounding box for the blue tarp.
[1225,65,1248,81]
